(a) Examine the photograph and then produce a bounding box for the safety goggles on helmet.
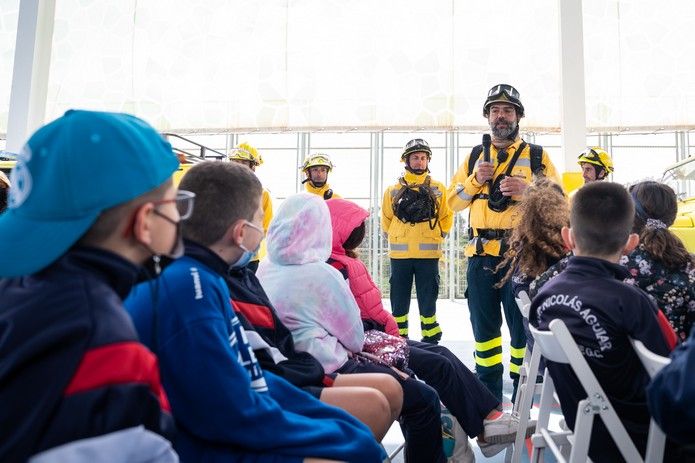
[228,145,262,166]
[483,83,524,117]
[577,148,614,173]
[300,153,334,171]
[401,138,432,161]
[487,84,520,100]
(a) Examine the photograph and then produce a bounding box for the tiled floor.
[380,298,562,462]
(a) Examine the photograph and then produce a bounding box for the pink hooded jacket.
[327,199,400,337]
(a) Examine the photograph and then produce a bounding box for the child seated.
[178,162,402,442]
[326,198,535,456]
[0,110,176,461]
[258,193,446,463]
[529,182,673,462]
[126,163,385,462]
[494,178,570,389]
[495,177,570,299]
[622,181,695,342]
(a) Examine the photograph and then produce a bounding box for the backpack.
[466,142,544,177]
[392,175,440,230]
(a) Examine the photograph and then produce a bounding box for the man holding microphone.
[447,84,559,401]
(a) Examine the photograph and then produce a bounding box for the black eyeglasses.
[487,84,520,100]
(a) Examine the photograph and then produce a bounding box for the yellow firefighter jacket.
[304,182,341,200]
[251,188,273,263]
[447,138,559,257]
[382,171,453,259]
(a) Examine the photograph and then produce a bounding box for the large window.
[168,128,691,299]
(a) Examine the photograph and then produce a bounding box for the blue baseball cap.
[0,109,179,277]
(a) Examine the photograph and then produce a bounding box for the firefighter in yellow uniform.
[228,142,273,273]
[447,84,559,400]
[300,153,341,200]
[382,139,453,344]
[568,147,615,202]
[578,147,614,184]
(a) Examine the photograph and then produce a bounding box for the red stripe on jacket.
[64,341,170,411]
[656,310,678,351]
[231,299,275,329]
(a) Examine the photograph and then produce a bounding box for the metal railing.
[153,129,695,299]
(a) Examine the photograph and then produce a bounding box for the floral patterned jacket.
[620,246,695,342]
[530,247,695,342]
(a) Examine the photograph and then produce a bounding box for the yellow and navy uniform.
[304,182,341,200]
[250,188,273,267]
[381,170,453,343]
[447,138,558,399]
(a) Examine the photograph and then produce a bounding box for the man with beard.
[447,84,559,401]
[381,139,453,344]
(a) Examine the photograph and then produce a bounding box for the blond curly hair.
[496,177,569,285]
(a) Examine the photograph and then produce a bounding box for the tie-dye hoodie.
[257,193,365,374]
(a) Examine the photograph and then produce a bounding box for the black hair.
[571,182,634,256]
[343,222,366,258]
[179,162,262,246]
[630,181,693,271]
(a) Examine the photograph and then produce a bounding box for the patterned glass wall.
[3,0,695,133]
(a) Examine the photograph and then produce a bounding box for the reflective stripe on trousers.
[394,314,409,336]
[474,336,503,369]
[420,314,442,342]
[509,345,526,374]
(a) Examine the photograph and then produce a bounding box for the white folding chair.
[529,319,644,463]
[630,338,672,463]
[509,290,545,463]
[385,442,405,462]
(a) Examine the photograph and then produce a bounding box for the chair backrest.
[530,319,644,463]
[515,290,532,319]
[629,338,670,463]
[630,338,671,378]
[529,321,571,364]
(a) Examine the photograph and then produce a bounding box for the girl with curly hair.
[496,176,570,296]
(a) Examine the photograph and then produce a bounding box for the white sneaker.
[482,412,537,444]
[477,441,511,458]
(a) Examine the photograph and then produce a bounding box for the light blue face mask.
[230,220,264,269]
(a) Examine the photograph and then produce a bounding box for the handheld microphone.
[482,134,491,163]
[482,134,492,188]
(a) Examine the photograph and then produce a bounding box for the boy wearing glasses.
[381,138,453,344]
[0,110,189,461]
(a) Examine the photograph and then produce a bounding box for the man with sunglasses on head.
[0,110,191,461]
[382,139,453,344]
[447,84,559,402]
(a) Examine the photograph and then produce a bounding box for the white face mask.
[230,220,264,269]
